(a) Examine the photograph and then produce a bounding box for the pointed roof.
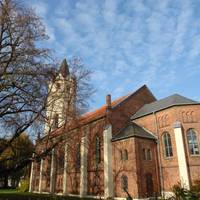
[79,93,131,124]
[45,85,156,138]
[112,122,157,142]
[60,58,69,77]
[79,85,154,125]
[131,94,199,119]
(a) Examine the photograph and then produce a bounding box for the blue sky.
[27,0,200,110]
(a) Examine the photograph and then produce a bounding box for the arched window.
[124,149,128,160]
[119,149,128,161]
[95,136,101,164]
[187,129,199,155]
[56,82,61,89]
[121,175,128,191]
[120,150,123,160]
[142,148,146,160]
[76,143,81,169]
[53,114,59,129]
[147,149,152,160]
[163,132,173,157]
[57,148,64,172]
[143,148,152,160]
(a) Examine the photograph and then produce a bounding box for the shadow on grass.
[0,189,91,200]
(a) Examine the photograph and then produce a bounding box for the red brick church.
[29,60,200,199]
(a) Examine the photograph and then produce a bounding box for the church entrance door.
[145,173,153,197]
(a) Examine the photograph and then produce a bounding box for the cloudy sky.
[27,0,200,110]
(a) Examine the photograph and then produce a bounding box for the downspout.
[153,111,164,197]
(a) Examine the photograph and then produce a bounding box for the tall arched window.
[76,143,81,169]
[53,114,59,129]
[120,150,123,160]
[163,132,173,158]
[95,136,101,164]
[187,129,199,155]
[124,149,128,160]
[121,175,128,191]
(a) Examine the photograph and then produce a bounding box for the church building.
[29,59,200,199]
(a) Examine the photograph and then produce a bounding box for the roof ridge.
[112,84,156,109]
[82,84,152,118]
[131,93,199,119]
[158,93,197,102]
[82,93,130,118]
[132,122,157,139]
[112,121,157,142]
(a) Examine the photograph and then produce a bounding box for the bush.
[172,182,188,200]
[170,181,200,200]
[18,179,29,192]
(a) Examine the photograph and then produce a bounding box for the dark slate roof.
[131,94,199,119]
[60,58,70,77]
[112,122,157,142]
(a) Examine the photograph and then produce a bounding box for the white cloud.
[170,0,192,61]
[30,1,48,18]
[27,0,200,107]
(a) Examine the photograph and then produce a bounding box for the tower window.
[56,82,61,89]
[187,129,199,155]
[163,132,173,158]
[53,114,59,129]
[147,149,152,160]
[120,150,123,160]
[120,149,128,161]
[124,149,128,160]
[121,175,128,191]
[143,148,152,160]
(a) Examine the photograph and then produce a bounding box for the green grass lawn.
[0,189,18,194]
[0,189,91,200]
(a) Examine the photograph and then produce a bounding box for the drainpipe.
[153,111,164,198]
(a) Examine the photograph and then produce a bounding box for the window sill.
[189,154,200,157]
[163,156,173,160]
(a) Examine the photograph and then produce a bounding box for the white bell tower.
[44,58,76,134]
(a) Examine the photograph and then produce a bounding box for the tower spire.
[60,58,70,78]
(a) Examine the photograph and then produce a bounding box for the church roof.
[79,93,131,124]
[131,94,199,119]
[60,58,70,77]
[49,85,154,137]
[79,85,153,125]
[49,94,130,137]
[112,122,157,142]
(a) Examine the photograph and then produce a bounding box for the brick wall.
[112,138,139,198]
[134,104,200,191]
[112,136,160,198]
[109,85,156,135]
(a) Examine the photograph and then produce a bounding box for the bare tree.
[0,0,54,175]
[0,0,94,176]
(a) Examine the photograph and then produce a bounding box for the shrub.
[172,182,188,200]
[18,179,29,192]
[170,181,200,200]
